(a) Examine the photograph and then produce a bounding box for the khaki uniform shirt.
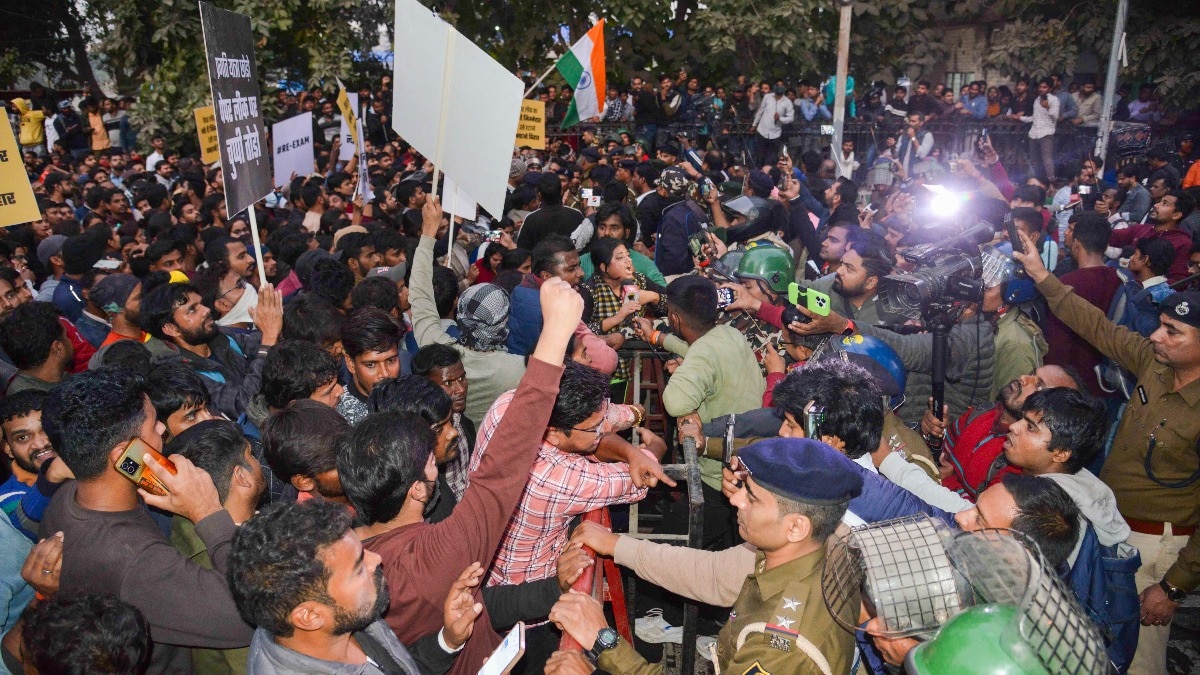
[600,546,855,675]
[989,308,1048,400]
[1037,274,1200,590]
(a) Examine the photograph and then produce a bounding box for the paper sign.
[194,105,220,164]
[338,92,358,161]
[442,176,477,220]
[355,117,373,202]
[392,0,523,219]
[0,122,39,227]
[515,100,546,150]
[272,112,315,187]
[199,1,272,215]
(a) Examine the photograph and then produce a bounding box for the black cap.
[1160,292,1200,329]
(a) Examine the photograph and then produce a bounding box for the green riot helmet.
[734,241,795,295]
[905,604,1050,675]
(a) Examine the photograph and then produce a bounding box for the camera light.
[924,185,964,217]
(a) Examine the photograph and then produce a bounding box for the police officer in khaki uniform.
[1013,230,1200,675]
[546,438,862,675]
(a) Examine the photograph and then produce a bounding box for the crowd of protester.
[0,69,1197,675]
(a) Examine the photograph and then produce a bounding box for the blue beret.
[1160,291,1200,329]
[739,438,863,505]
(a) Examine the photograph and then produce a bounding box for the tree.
[85,0,390,152]
[0,0,100,91]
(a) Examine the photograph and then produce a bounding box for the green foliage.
[0,48,40,89]
[7,0,1198,145]
[86,0,387,152]
[984,18,1078,81]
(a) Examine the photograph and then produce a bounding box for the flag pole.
[524,64,557,98]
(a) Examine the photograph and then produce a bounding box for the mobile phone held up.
[114,438,177,496]
[485,230,504,243]
[716,287,735,309]
[783,282,831,325]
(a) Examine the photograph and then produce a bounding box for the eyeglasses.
[219,278,246,300]
[570,402,610,435]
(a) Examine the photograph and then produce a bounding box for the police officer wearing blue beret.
[547,438,863,675]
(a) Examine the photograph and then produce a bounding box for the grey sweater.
[858,314,995,427]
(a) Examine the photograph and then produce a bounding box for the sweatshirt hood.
[1043,470,1130,546]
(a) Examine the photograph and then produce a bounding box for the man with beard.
[164,419,266,672]
[139,279,283,419]
[811,234,893,327]
[920,364,1085,501]
[0,390,73,540]
[39,368,255,673]
[90,273,145,347]
[228,499,481,674]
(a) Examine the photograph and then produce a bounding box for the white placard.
[355,117,373,202]
[271,112,315,187]
[442,176,477,220]
[339,92,358,161]
[391,0,523,220]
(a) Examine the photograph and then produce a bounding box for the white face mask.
[217,281,258,327]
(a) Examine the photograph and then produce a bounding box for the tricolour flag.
[555,20,606,129]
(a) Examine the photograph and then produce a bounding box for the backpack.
[1096,268,1158,399]
[1066,524,1141,673]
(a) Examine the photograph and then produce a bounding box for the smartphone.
[623,283,639,304]
[114,438,177,496]
[787,282,831,317]
[478,623,525,675]
[802,401,827,439]
[716,287,735,309]
[485,230,504,243]
[1006,219,1024,255]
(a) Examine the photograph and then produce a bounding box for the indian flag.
[555,20,606,129]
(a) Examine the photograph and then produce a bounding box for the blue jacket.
[655,199,710,277]
[506,282,542,356]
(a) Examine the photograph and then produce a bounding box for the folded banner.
[198,1,272,215]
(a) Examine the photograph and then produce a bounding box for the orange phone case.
[114,439,177,496]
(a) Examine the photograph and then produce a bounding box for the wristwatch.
[584,626,619,663]
[1159,579,1187,603]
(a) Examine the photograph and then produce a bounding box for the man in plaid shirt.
[469,360,673,587]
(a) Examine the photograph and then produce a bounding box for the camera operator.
[788,269,995,427]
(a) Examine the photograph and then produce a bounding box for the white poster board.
[442,176,477,220]
[339,92,358,161]
[391,0,523,220]
[271,112,315,187]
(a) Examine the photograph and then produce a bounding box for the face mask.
[217,282,258,327]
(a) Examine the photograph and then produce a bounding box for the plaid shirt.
[469,390,645,587]
[581,273,663,380]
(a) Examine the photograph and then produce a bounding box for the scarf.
[456,283,510,352]
[217,282,258,327]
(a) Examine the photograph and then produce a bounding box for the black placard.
[199,1,272,215]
